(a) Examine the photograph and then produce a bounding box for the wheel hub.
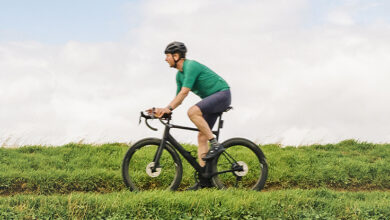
[233,161,248,177]
[146,162,161,177]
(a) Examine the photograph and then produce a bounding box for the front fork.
[151,125,170,172]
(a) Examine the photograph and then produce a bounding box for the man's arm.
[149,87,190,117]
[167,87,190,110]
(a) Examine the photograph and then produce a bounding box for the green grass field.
[1,139,389,218]
[1,189,389,219]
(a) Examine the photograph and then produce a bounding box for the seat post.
[214,106,232,141]
[215,113,224,141]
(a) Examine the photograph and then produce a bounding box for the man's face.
[165,53,178,68]
[165,54,174,67]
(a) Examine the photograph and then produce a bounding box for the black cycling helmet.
[164,41,187,58]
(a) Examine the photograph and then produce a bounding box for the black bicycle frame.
[151,114,241,179]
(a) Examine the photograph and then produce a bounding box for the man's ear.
[173,53,180,61]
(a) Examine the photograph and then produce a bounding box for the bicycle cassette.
[233,161,248,177]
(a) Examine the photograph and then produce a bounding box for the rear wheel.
[211,138,268,190]
[122,138,183,191]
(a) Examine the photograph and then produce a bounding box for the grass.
[1,189,389,219]
[1,139,389,218]
[0,139,389,195]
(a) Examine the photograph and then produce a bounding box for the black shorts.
[196,89,231,129]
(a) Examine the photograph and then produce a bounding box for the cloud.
[1,0,390,146]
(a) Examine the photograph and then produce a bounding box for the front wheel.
[211,138,268,191]
[122,138,183,191]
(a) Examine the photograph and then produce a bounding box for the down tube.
[167,133,202,172]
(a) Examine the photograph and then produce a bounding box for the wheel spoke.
[212,138,268,191]
[122,139,182,191]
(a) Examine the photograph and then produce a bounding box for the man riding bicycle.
[148,41,231,190]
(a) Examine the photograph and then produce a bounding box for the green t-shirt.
[176,60,230,98]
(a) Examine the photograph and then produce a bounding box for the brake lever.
[151,107,156,119]
[139,108,164,131]
[139,111,158,131]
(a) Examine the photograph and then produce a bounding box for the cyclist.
[148,41,231,190]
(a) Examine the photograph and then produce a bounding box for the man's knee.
[187,105,201,118]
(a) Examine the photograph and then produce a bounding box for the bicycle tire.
[211,137,268,191]
[122,138,183,191]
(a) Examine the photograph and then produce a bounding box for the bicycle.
[122,107,268,191]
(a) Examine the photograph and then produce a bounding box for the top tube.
[139,111,220,135]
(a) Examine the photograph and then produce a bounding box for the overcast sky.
[1,0,390,146]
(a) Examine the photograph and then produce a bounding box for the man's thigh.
[203,113,220,129]
[196,90,231,129]
[196,90,231,115]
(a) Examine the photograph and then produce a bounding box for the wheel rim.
[126,144,179,190]
[213,144,264,189]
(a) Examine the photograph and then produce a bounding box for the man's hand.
[146,107,171,118]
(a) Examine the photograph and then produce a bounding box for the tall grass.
[1,189,389,219]
[0,139,389,194]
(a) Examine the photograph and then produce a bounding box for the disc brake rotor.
[233,161,248,177]
[146,162,161,178]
